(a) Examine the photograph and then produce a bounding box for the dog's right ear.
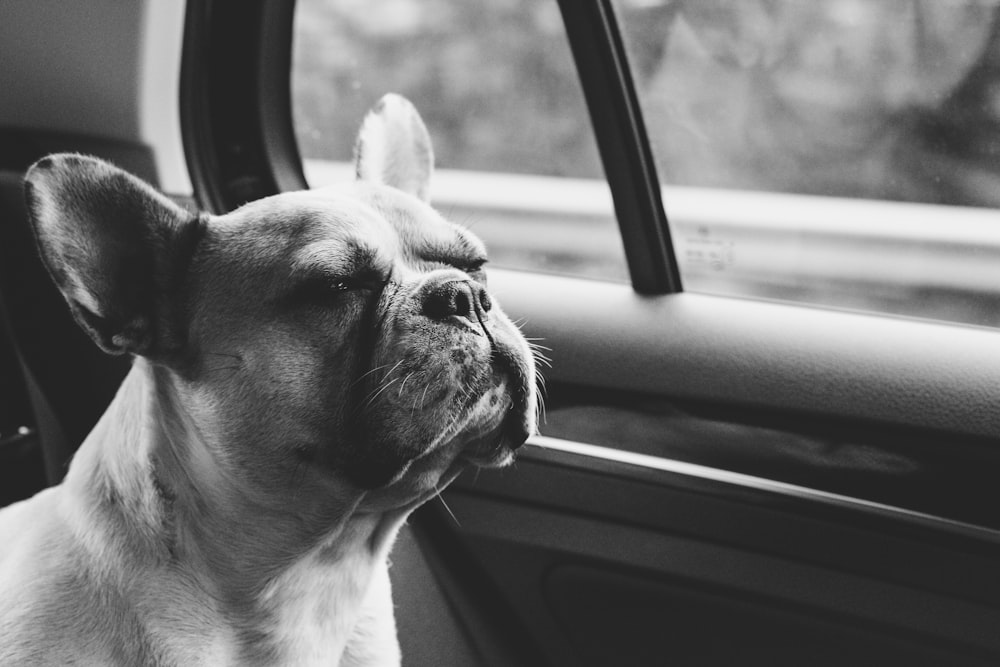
[24,154,202,358]
[354,93,434,202]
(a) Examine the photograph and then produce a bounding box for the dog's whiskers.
[380,360,405,384]
[435,488,461,527]
[534,370,551,390]
[361,377,401,410]
[349,362,399,391]
[441,393,469,436]
[418,375,438,412]
[351,361,408,416]
[536,384,548,426]
[532,355,552,370]
[529,340,550,426]
[397,372,415,398]
[356,361,406,409]
[529,341,552,356]
[408,372,433,416]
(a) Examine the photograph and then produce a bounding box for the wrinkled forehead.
[210,182,485,273]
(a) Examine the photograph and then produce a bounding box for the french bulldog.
[0,94,537,666]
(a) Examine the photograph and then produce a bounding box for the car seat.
[0,132,155,492]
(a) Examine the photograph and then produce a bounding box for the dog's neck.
[60,359,403,660]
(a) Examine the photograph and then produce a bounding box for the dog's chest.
[255,537,388,666]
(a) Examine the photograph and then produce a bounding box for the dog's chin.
[458,412,528,468]
[411,375,532,473]
[398,407,523,486]
[355,405,528,515]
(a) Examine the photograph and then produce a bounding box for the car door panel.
[485,270,1000,439]
[425,450,1000,665]
[405,268,1000,665]
[169,1,1000,664]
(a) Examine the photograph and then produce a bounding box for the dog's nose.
[423,278,492,324]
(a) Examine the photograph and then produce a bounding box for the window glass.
[618,0,1000,327]
[292,0,628,282]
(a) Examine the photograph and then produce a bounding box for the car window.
[291,0,629,282]
[617,0,1000,327]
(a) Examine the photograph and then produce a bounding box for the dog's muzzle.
[421,274,530,452]
[422,275,493,333]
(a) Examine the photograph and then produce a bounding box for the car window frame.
[181,0,305,214]
[180,0,685,296]
[556,0,681,293]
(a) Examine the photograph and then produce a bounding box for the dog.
[0,94,537,666]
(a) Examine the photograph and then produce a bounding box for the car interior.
[3,0,1000,665]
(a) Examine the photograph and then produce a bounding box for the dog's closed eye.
[331,270,386,292]
[290,269,387,306]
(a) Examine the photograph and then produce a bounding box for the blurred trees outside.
[292,0,604,179]
[293,0,1000,208]
[624,0,1000,208]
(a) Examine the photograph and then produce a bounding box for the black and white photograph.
[2,0,1000,665]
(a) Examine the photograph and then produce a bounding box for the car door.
[183,0,1000,665]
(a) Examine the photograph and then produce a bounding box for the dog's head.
[24,95,537,512]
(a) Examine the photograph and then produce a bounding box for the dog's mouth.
[460,346,533,466]
[387,338,534,480]
[351,356,533,512]
[458,415,526,467]
[339,288,536,490]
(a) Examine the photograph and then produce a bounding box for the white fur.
[3,96,535,664]
[355,94,434,202]
[258,515,403,666]
[0,362,407,666]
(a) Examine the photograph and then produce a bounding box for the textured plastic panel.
[489,268,1000,439]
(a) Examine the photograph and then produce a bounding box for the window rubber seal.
[557,0,682,295]
[180,0,306,214]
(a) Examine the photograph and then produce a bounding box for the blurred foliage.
[621,0,1000,207]
[293,0,1000,207]
[292,0,604,178]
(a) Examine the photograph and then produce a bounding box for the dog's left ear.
[24,154,201,358]
[354,93,434,202]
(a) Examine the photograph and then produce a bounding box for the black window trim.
[180,0,683,294]
[557,0,682,295]
[180,0,306,215]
